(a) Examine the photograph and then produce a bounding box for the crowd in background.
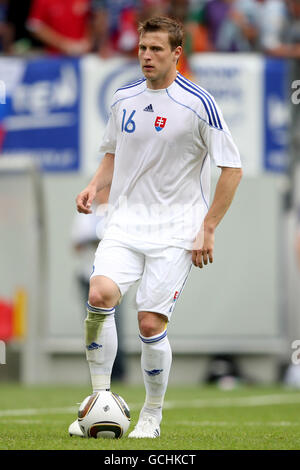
[0,0,299,60]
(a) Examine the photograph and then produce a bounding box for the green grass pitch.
[0,383,300,450]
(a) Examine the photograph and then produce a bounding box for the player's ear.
[173,46,182,63]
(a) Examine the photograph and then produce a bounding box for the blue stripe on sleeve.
[117,78,146,92]
[176,74,223,130]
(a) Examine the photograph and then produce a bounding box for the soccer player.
[69,16,242,438]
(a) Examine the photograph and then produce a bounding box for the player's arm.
[76,153,115,214]
[192,166,242,268]
[265,43,300,59]
[28,21,91,55]
[26,0,91,55]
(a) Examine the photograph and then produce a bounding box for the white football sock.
[139,328,172,423]
[85,302,117,392]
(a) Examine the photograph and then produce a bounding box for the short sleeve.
[198,100,242,168]
[99,108,117,155]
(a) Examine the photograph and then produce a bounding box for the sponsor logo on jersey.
[86,342,102,351]
[143,104,154,112]
[144,368,163,376]
[155,116,167,132]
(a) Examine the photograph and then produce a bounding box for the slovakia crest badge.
[155,116,167,132]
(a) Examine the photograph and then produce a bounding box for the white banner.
[190,53,264,176]
[80,55,141,175]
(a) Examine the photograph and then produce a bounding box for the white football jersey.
[99,72,241,250]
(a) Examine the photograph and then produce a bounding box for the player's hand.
[192,228,214,269]
[76,186,96,214]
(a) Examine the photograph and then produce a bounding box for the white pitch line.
[1,393,300,418]
[0,406,78,417]
[0,419,43,425]
[178,420,300,427]
[163,393,300,409]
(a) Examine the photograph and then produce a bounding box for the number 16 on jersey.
[122,109,136,133]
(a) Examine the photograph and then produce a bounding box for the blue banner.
[264,58,289,173]
[1,57,80,172]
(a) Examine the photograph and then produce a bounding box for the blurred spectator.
[91,0,139,57]
[184,0,212,53]
[1,0,41,54]
[139,0,170,22]
[257,0,300,58]
[0,0,7,52]
[169,0,189,21]
[26,0,92,55]
[91,0,184,58]
[203,0,259,51]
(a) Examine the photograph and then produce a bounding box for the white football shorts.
[90,238,193,320]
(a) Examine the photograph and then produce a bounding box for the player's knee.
[88,288,115,309]
[139,314,166,338]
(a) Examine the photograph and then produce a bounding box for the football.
[77,390,130,438]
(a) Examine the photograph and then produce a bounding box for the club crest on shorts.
[155,116,167,132]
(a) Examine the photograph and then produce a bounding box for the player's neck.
[146,69,178,90]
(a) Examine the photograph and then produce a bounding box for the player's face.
[138,31,182,89]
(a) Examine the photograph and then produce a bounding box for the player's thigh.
[90,239,144,304]
[136,246,192,320]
